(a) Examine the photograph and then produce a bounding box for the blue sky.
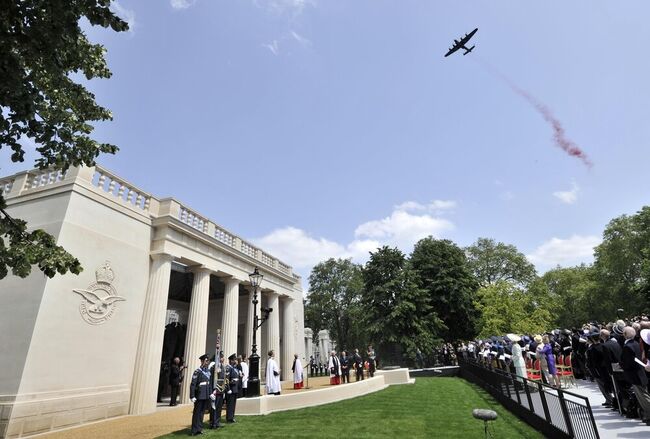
[4,0,650,286]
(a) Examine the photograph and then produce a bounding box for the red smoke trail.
[471,56,592,168]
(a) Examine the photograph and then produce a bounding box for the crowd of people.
[454,315,650,425]
[308,345,379,384]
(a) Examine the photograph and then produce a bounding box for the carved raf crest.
[73,261,125,325]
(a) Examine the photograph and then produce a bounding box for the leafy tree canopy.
[305,258,365,352]
[465,237,537,288]
[410,237,479,341]
[592,206,650,314]
[0,0,127,279]
[474,281,553,338]
[361,246,441,363]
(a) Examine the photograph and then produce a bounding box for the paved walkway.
[570,380,650,439]
[35,376,335,439]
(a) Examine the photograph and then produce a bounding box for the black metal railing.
[459,358,599,439]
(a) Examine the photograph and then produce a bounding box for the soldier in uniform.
[190,354,211,436]
[209,354,227,429]
[225,353,241,423]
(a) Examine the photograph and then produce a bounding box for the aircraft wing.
[444,46,459,57]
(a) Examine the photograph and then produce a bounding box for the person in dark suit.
[190,354,211,436]
[209,354,227,429]
[620,327,650,424]
[225,353,241,423]
[340,351,350,384]
[169,357,185,406]
[353,349,364,381]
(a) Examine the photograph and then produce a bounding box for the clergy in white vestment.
[328,350,341,385]
[265,350,281,395]
[239,354,249,397]
[292,354,304,389]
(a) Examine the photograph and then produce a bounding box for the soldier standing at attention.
[190,354,211,436]
[209,354,227,429]
[225,353,241,423]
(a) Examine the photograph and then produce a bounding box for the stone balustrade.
[26,169,66,190]
[92,167,151,211]
[0,176,14,195]
[1,164,297,282]
[178,206,209,234]
[213,225,235,247]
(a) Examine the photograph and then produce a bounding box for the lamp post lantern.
[248,267,264,397]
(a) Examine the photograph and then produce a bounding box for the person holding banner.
[292,353,304,389]
[209,354,227,429]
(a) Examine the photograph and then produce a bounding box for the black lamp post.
[247,267,264,397]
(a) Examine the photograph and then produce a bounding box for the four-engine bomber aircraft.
[444,28,478,57]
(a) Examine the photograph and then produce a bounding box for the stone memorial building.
[0,166,305,437]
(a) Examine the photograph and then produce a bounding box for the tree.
[474,281,553,338]
[592,206,650,316]
[410,237,479,341]
[540,265,596,328]
[361,246,441,363]
[1,0,128,279]
[465,237,537,288]
[304,258,365,351]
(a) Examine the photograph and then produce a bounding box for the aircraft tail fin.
[463,46,475,55]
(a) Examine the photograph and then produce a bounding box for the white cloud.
[354,210,454,249]
[170,0,196,9]
[526,235,601,270]
[111,1,136,31]
[553,181,579,204]
[500,191,515,201]
[261,0,315,17]
[252,227,345,269]
[394,200,456,213]
[262,40,280,55]
[290,30,311,47]
[252,201,456,287]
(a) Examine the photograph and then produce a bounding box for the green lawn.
[159,378,542,438]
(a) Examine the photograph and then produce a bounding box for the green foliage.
[474,281,553,338]
[410,237,479,341]
[0,0,127,279]
[361,246,441,362]
[539,265,596,328]
[592,206,650,315]
[465,237,537,288]
[305,258,365,351]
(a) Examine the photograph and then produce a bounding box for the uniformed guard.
[190,354,211,436]
[225,353,241,423]
[209,354,227,429]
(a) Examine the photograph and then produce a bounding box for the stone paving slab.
[570,380,650,439]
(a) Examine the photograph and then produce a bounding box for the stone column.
[179,267,212,403]
[244,286,254,358]
[281,297,295,381]
[221,278,240,359]
[129,254,173,415]
[266,291,280,376]
[304,328,313,361]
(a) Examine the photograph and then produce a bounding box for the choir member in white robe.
[265,350,281,395]
[328,350,341,385]
[239,354,249,397]
[292,354,304,389]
